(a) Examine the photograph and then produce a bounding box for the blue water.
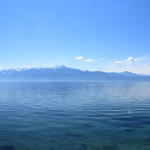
[0,81,150,150]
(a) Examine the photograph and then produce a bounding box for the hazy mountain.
[0,66,149,81]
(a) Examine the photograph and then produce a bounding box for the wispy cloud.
[24,10,38,21]
[84,59,93,63]
[115,60,124,65]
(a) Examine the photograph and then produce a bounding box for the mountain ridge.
[0,66,149,81]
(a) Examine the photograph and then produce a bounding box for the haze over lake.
[0,81,150,150]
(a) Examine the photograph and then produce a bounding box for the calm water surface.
[0,81,150,150]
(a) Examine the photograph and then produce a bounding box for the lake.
[0,81,150,150]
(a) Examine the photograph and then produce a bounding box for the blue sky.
[0,0,150,74]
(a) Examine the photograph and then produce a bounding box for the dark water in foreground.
[0,81,150,150]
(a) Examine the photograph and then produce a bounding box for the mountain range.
[0,66,149,81]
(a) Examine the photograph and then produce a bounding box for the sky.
[0,0,150,74]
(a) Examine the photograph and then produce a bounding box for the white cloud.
[74,55,150,74]
[110,56,150,74]
[126,56,139,63]
[127,56,134,63]
[75,56,84,61]
[75,56,94,63]
[84,59,93,63]
[115,56,140,66]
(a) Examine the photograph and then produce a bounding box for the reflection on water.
[0,81,150,150]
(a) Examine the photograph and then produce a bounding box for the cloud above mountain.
[111,56,150,74]
[75,56,94,63]
[75,56,84,61]
[115,56,139,65]
[74,56,150,74]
